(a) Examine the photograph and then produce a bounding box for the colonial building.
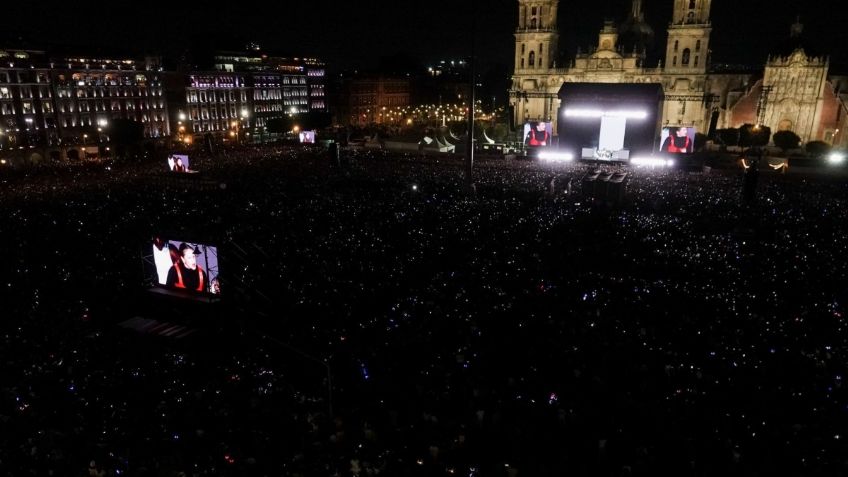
[0,49,57,151]
[0,48,168,154]
[339,75,411,126]
[510,0,848,147]
[170,51,327,140]
[170,72,252,139]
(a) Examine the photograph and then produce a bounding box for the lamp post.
[465,0,476,192]
[240,108,249,145]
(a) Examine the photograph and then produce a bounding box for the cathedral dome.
[618,0,655,56]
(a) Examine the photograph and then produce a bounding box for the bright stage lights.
[827,152,846,165]
[538,151,574,161]
[630,157,675,167]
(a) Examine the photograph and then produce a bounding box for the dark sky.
[2,0,846,72]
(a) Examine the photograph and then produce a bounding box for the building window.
[521,58,525,68]
[694,55,699,67]
[687,11,695,23]
[529,51,535,67]
[673,56,677,66]
[682,48,691,65]
[696,40,701,52]
[530,17,537,28]
[689,0,696,8]
[674,40,679,52]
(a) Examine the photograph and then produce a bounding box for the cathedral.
[510,0,848,147]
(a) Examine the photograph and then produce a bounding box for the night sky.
[2,0,846,72]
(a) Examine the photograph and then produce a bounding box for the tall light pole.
[464,0,476,191]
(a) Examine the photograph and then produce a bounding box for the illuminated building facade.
[340,76,411,126]
[0,48,168,154]
[179,72,251,137]
[210,51,327,132]
[511,0,848,147]
[0,49,57,151]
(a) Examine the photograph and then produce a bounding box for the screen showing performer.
[659,127,696,154]
[523,121,552,147]
[151,238,220,295]
[167,154,191,172]
[299,130,316,144]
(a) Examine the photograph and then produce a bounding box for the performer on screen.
[173,156,187,172]
[166,243,207,292]
[524,121,550,147]
[661,126,692,153]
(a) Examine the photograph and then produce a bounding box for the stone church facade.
[510,0,848,147]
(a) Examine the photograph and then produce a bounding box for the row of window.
[254,90,283,100]
[253,104,287,113]
[191,120,250,132]
[672,50,700,67]
[0,71,51,83]
[187,106,247,121]
[0,113,165,129]
[283,89,308,97]
[187,90,248,103]
[190,76,246,88]
[57,88,163,99]
[673,40,702,52]
[0,86,52,99]
[59,100,164,113]
[519,43,545,69]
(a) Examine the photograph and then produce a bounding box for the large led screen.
[299,130,316,144]
[523,121,552,147]
[150,238,220,295]
[659,127,696,154]
[167,154,191,172]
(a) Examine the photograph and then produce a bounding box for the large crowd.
[1,144,847,476]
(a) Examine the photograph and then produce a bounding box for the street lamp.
[239,109,250,144]
[230,120,240,144]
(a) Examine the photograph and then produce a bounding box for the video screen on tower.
[659,127,696,154]
[148,238,220,295]
[523,121,552,147]
[167,154,191,172]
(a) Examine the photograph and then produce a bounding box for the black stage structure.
[557,83,664,162]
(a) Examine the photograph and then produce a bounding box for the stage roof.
[558,82,664,102]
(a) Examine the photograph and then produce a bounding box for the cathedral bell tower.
[512,0,560,126]
[665,0,712,73]
[514,0,559,72]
